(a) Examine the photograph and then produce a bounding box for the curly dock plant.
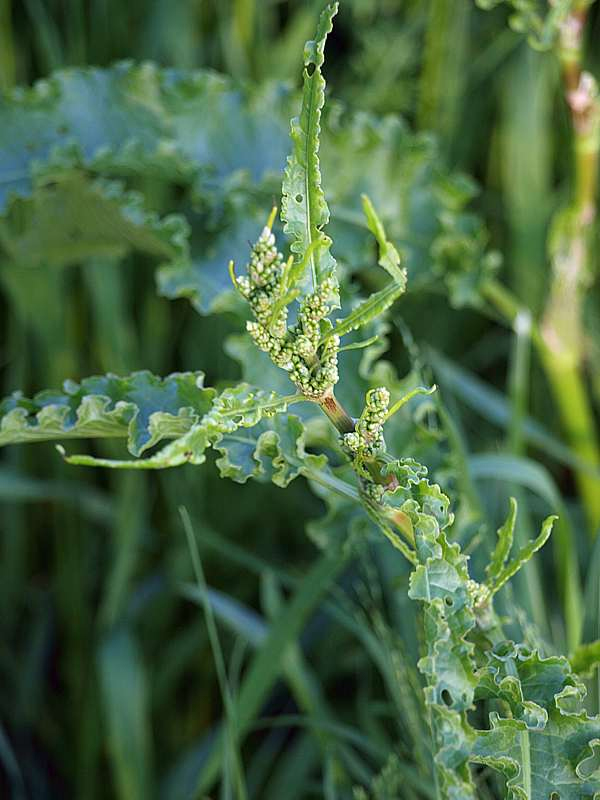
[2,4,600,797]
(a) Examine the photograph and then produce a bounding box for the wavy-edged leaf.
[0,62,291,208]
[0,62,291,312]
[60,384,299,470]
[404,478,478,799]
[0,371,211,456]
[1,60,497,315]
[486,496,517,585]
[157,188,283,315]
[215,412,327,487]
[280,2,338,290]
[486,514,556,596]
[472,642,600,799]
[360,193,405,284]
[401,472,600,798]
[0,174,189,270]
[322,110,497,302]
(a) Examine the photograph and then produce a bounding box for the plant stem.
[316,389,414,548]
[481,278,584,646]
[483,276,600,536]
[539,351,600,529]
[318,390,355,433]
[539,6,600,536]
[480,5,600,537]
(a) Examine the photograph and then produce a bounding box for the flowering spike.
[238,221,340,399]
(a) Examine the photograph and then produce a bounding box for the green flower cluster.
[343,387,389,457]
[235,221,340,399]
[342,387,390,502]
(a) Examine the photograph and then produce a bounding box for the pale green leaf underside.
[406,477,478,798]
[0,372,317,480]
[215,413,327,487]
[60,385,298,470]
[0,371,211,456]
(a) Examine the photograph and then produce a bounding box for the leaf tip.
[266,206,278,231]
[228,260,238,289]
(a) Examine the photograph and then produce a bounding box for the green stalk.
[317,390,414,547]
[483,8,600,538]
[481,279,584,648]
[539,7,600,537]
[482,270,600,536]
[0,0,16,89]
[538,347,600,533]
[318,390,355,434]
[506,312,550,638]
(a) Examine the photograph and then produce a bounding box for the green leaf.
[215,413,327,488]
[0,60,496,317]
[431,209,500,308]
[404,478,478,799]
[281,2,338,291]
[189,548,350,796]
[0,173,189,270]
[0,62,290,209]
[328,283,405,341]
[0,371,212,456]
[472,642,600,799]
[60,384,298,470]
[485,496,517,585]
[157,191,281,315]
[569,640,600,678]
[486,514,556,596]
[401,470,600,799]
[98,628,153,800]
[0,63,292,313]
[0,371,307,475]
[360,193,406,284]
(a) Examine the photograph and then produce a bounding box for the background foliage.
[2,1,600,798]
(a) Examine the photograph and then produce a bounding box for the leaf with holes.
[280,2,338,292]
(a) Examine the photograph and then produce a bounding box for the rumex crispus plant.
[2,2,600,799]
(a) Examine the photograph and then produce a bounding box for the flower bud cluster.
[343,387,390,457]
[466,579,490,610]
[239,223,340,399]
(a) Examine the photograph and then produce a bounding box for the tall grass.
[1,1,600,797]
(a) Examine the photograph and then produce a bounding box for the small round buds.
[236,210,341,400]
[344,386,390,457]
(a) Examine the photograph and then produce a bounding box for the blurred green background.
[2,1,600,798]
